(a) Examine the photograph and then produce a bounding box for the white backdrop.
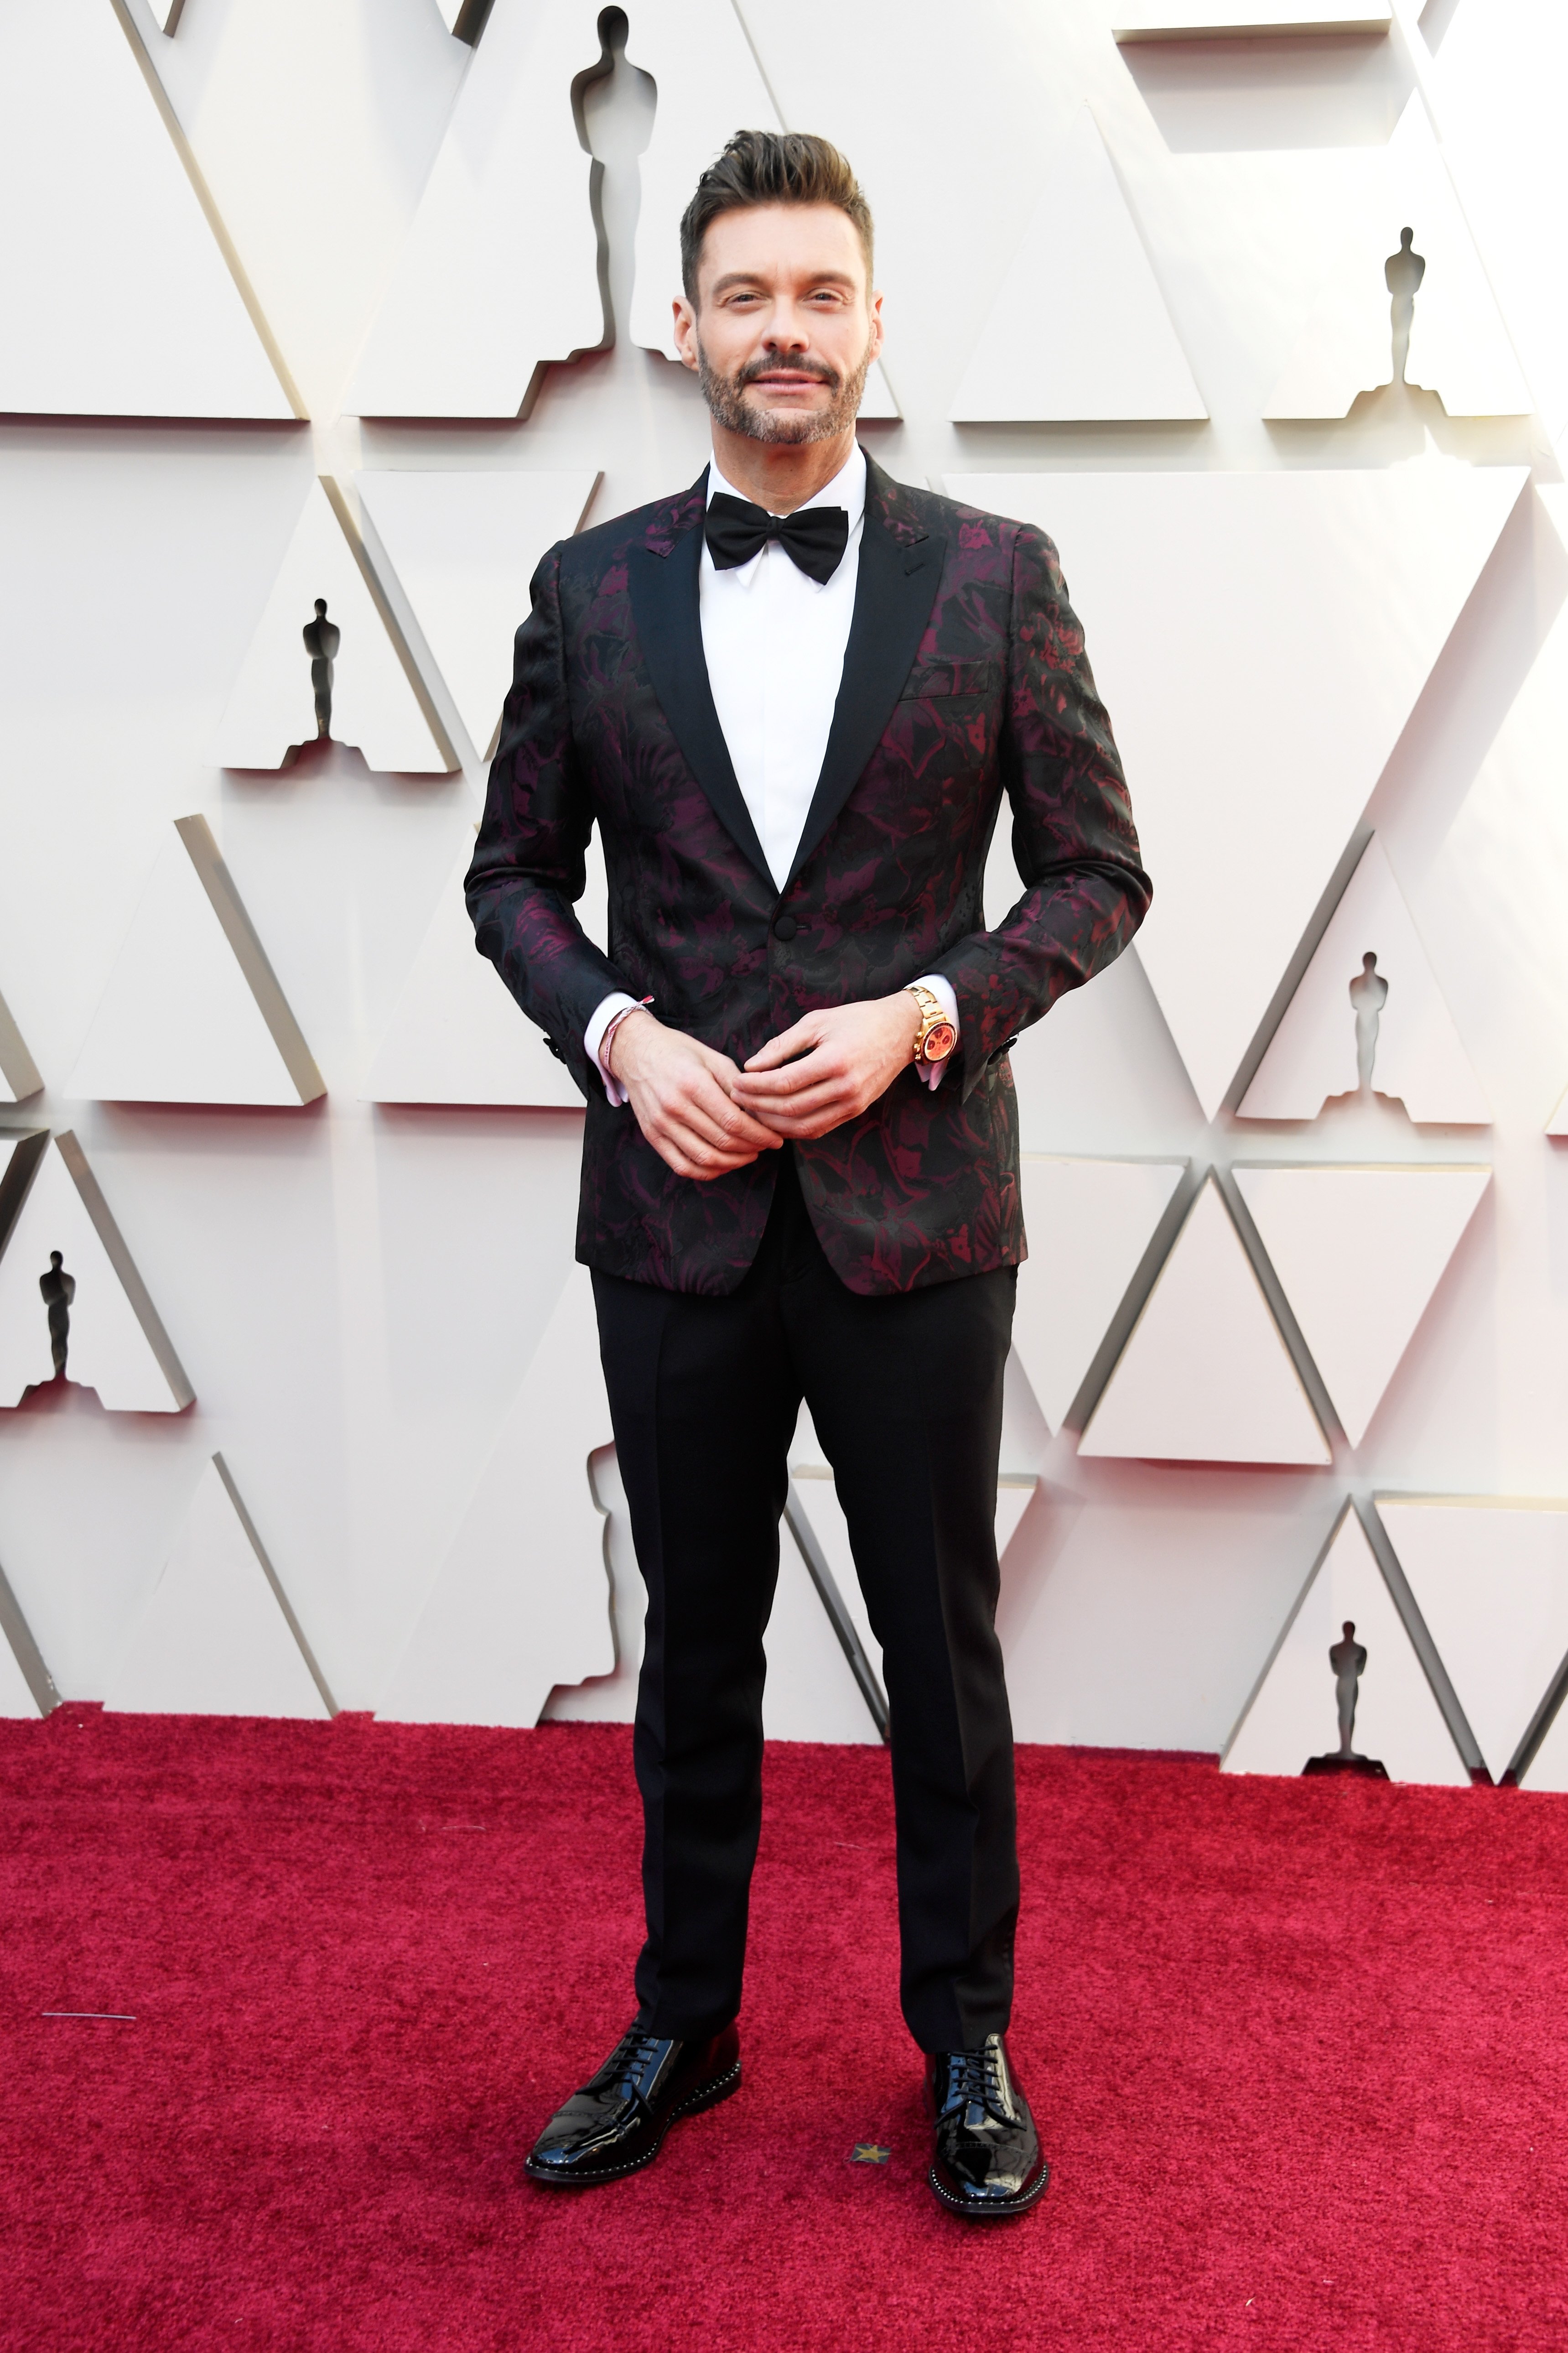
[3,0,1568,1784]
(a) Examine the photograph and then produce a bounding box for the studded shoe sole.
[927,2151,1051,2220]
[524,2054,742,2188]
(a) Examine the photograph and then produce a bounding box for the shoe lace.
[607,2026,667,2092]
[941,2038,1012,2122]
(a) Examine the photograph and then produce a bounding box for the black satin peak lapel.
[785,502,946,890]
[627,510,774,890]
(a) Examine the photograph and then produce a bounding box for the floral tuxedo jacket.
[466,454,1151,1298]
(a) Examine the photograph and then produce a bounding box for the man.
[467,129,1149,2220]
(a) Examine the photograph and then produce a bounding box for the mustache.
[734,352,842,392]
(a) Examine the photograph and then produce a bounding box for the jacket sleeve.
[464,542,633,1101]
[932,522,1152,1100]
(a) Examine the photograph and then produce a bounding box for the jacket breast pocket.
[898,659,1002,702]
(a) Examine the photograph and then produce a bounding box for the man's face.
[674,202,883,447]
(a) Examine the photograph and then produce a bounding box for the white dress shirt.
[585,444,958,1099]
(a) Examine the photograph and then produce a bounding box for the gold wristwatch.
[905,983,957,1067]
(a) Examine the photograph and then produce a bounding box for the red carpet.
[2,1710,1565,2352]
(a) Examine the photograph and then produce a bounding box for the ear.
[672,294,701,375]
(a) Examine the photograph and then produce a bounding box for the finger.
[681,1072,784,1148]
[656,1083,782,1161]
[742,1020,822,1073]
[733,1048,844,1102]
[656,1140,760,1180]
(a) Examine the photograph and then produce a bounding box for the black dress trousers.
[592,1147,1019,2055]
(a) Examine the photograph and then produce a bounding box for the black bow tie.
[704,493,850,585]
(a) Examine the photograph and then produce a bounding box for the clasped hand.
[605,995,924,1182]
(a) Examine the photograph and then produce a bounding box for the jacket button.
[772,913,798,941]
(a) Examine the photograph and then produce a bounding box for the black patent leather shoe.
[524,2022,741,2187]
[926,2034,1049,2219]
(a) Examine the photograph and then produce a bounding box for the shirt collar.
[706,442,867,530]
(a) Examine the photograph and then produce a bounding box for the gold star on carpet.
[850,2143,891,2165]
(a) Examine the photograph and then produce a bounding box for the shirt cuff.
[584,992,642,1106]
[914,974,960,1091]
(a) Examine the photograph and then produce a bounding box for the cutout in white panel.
[1080,1175,1329,1464]
[66,817,323,1107]
[1012,1156,1187,1429]
[365,833,606,1105]
[1379,1496,1568,1783]
[347,5,602,417]
[950,112,1205,423]
[357,470,600,758]
[1224,1506,1468,1784]
[104,1457,332,1718]
[0,2,292,417]
[213,481,452,773]
[0,1134,192,1412]
[1236,1166,1488,1445]
[1116,1,1391,34]
[378,1265,615,1726]
[0,985,42,1103]
[1240,837,1488,1124]
[1266,96,1531,419]
[1549,1085,1568,1138]
[945,466,1525,1118]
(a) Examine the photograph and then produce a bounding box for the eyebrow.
[708,270,859,295]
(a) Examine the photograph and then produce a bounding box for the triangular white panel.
[1236,1166,1488,1446]
[346,4,602,417]
[1116,2,1391,33]
[625,0,776,358]
[0,1626,39,1718]
[0,984,42,1103]
[1239,837,1489,1124]
[950,112,1205,423]
[0,2,292,417]
[365,833,606,1105]
[104,1458,332,1718]
[213,481,451,773]
[1080,1175,1329,1463]
[1549,1085,1568,1139]
[1012,1156,1186,1430]
[377,1265,616,1726]
[357,470,600,758]
[784,1461,1037,1725]
[996,1477,1038,1562]
[1523,1700,1568,1792]
[859,361,901,421]
[1223,1506,1468,1784]
[1266,96,1531,420]
[766,1510,884,1745]
[66,818,323,1107]
[0,1135,192,1412]
[945,465,1525,1118]
[1379,1496,1568,1783]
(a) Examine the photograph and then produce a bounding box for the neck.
[708,423,859,515]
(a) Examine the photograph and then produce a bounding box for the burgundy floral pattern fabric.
[466,458,1150,1297]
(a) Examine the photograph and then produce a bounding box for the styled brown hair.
[679,130,874,302]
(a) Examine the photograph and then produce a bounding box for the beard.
[696,333,876,445]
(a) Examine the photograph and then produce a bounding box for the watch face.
[922,1020,957,1063]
